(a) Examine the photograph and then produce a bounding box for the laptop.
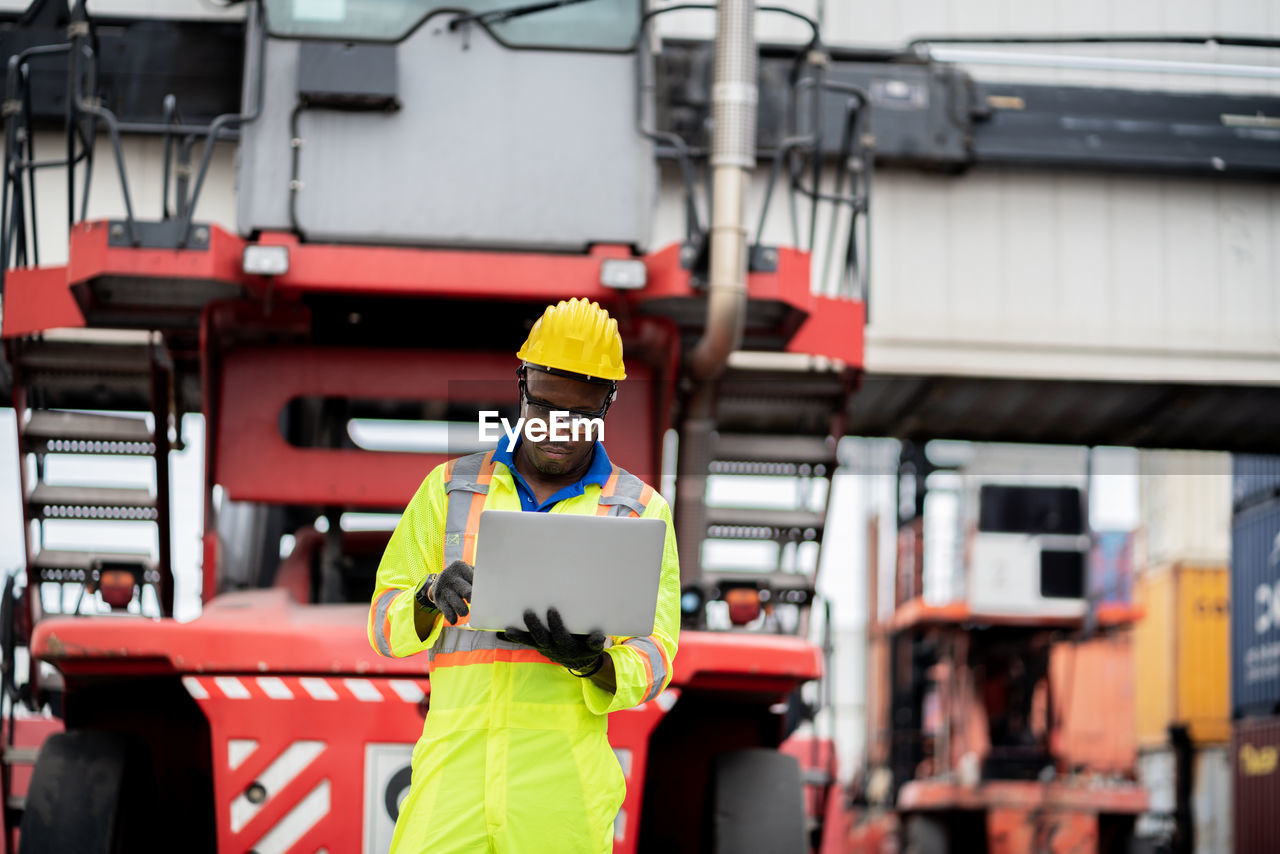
[467,510,666,637]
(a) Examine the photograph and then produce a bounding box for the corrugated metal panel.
[1176,569,1232,744]
[655,166,1280,393]
[1138,451,1233,568]
[1231,498,1280,717]
[1135,565,1231,747]
[1135,746,1233,854]
[1135,571,1175,746]
[1051,631,1135,773]
[1191,746,1232,854]
[861,171,1280,387]
[1135,749,1176,837]
[816,1,1280,96]
[1233,454,1280,512]
[1233,716,1280,854]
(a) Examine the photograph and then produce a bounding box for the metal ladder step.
[31,549,155,584]
[701,568,815,589]
[23,411,155,455]
[712,434,837,466]
[2,747,40,765]
[705,506,826,539]
[14,338,153,375]
[26,484,157,521]
[11,338,155,411]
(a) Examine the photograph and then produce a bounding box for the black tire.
[19,731,157,854]
[706,748,806,854]
[0,573,18,705]
[903,813,950,854]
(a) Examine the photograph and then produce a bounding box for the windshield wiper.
[449,0,597,30]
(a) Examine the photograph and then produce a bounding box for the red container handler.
[1233,716,1280,854]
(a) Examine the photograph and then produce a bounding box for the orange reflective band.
[431,647,553,670]
[372,588,403,658]
[597,469,621,516]
[637,484,655,516]
[475,452,496,488]
[368,592,381,638]
[462,490,486,564]
[461,453,496,564]
[654,635,673,686]
[627,641,653,690]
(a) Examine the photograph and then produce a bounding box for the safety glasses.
[517,365,615,421]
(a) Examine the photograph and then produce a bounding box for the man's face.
[520,369,612,476]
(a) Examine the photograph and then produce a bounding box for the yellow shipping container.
[1134,564,1231,747]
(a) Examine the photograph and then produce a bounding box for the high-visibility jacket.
[369,450,680,854]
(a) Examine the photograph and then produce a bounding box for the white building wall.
[866,169,1280,383]
[649,2,1280,385]
[657,0,1280,94]
[656,163,1280,384]
[1137,450,1233,568]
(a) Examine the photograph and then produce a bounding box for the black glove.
[500,608,606,675]
[416,560,473,625]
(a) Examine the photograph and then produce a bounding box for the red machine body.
[3,220,860,852]
[0,2,872,850]
[30,587,824,853]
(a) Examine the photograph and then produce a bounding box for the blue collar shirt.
[491,437,614,512]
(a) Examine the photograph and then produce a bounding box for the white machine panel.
[364,743,414,854]
[968,533,1089,618]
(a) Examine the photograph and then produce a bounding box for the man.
[368,298,680,854]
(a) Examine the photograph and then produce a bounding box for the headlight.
[242,245,290,276]
[600,258,646,290]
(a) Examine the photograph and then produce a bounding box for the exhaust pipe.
[677,0,757,591]
[688,0,757,381]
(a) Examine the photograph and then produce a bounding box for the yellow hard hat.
[517,298,626,381]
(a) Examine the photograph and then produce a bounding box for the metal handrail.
[0,0,267,271]
[1,43,77,279]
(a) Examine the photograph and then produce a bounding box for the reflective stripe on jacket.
[368,450,680,853]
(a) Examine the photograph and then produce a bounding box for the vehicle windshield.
[263,0,640,50]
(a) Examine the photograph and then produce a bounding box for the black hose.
[632,3,825,252]
[21,65,38,267]
[908,33,1280,51]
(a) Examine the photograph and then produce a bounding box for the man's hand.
[417,560,474,625]
[501,608,605,674]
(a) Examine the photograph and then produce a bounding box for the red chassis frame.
[7,222,862,852]
[2,222,865,368]
[31,591,821,854]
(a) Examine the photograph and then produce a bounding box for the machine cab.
[239,0,655,251]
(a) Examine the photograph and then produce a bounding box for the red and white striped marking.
[182,675,428,703]
[221,738,331,854]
